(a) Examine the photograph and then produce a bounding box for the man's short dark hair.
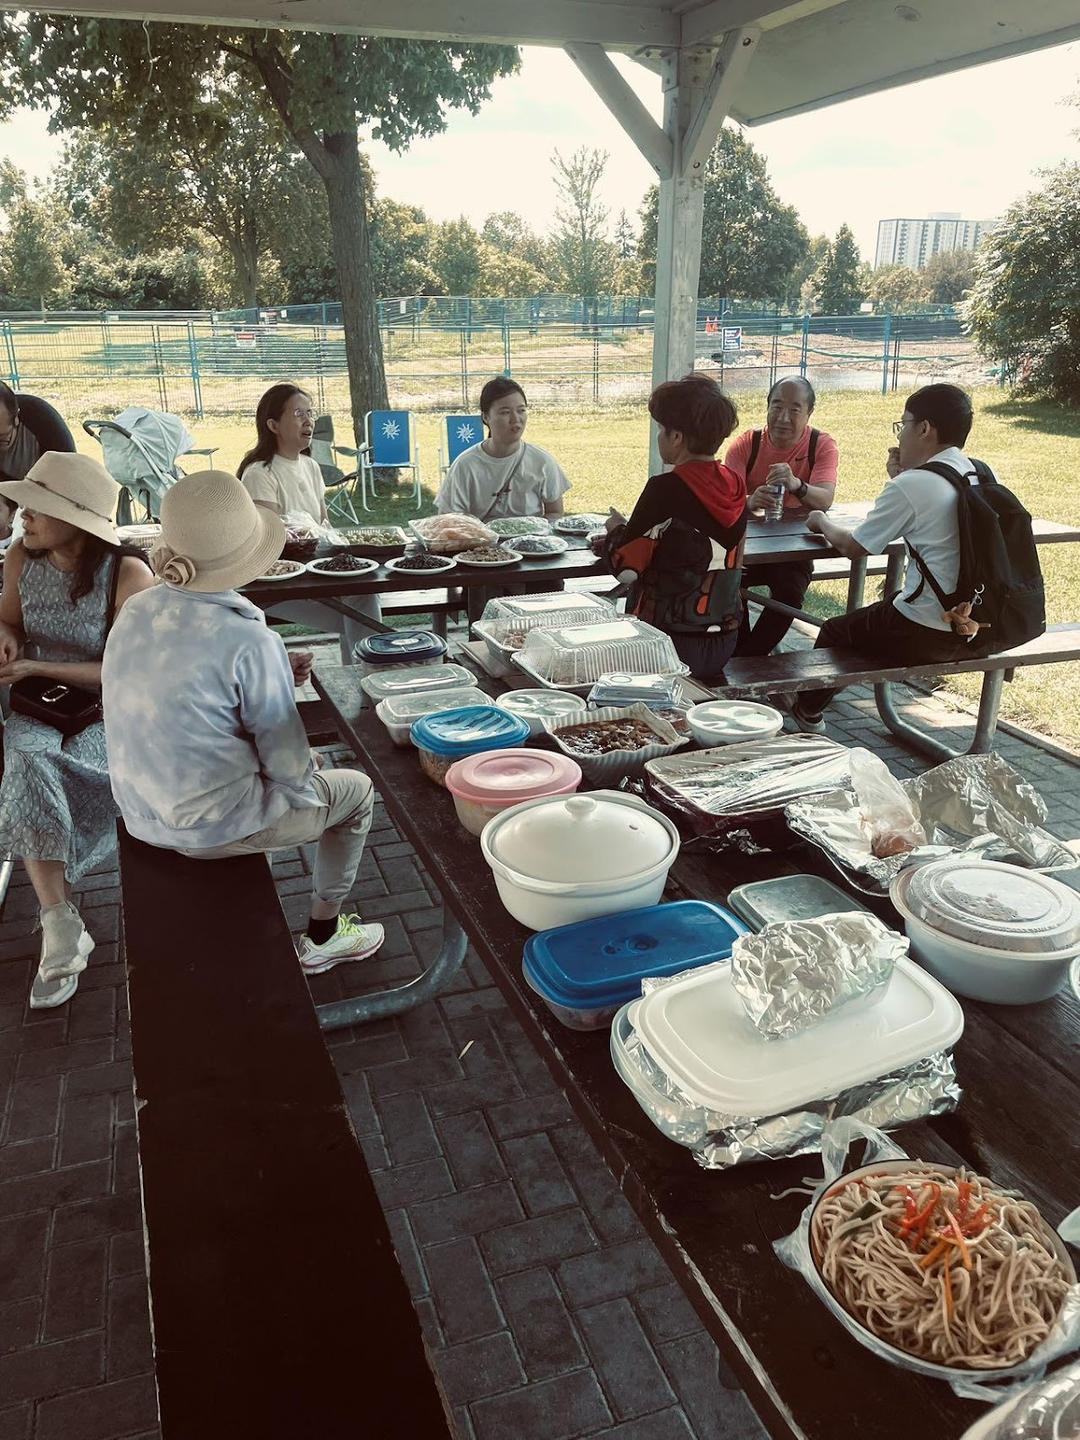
[479,376,527,416]
[905,383,973,447]
[767,376,816,413]
[649,374,738,455]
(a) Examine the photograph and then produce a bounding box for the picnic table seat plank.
[118,825,452,1439]
[314,658,1080,1440]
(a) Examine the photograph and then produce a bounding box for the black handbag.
[10,554,120,737]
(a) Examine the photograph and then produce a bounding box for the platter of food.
[411,513,498,555]
[488,517,551,538]
[383,553,457,575]
[510,535,570,557]
[254,559,308,582]
[306,555,380,577]
[454,546,523,568]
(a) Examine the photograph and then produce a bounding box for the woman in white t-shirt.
[239,383,378,662]
[436,378,570,520]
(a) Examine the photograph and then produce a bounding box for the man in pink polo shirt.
[725,377,839,656]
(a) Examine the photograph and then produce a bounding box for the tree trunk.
[321,129,388,443]
[227,235,259,311]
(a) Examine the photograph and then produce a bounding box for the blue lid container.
[524,900,748,1014]
[411,704,531,757]
[355,630,447,666]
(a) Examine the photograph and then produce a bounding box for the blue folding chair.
[355,409,421,511]
[439,415,483,478]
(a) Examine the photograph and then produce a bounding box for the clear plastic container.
[727,876,868,931]
[375,687,488,746]
[473,592,616,664]
[494,689,586,738]
[354,630,447,680]
[514,618,687,692]
[360,662,474,704]
[587,673,686,709]
[411,705,532,786]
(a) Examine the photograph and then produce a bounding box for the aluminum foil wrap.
[974,1359,1080,1438]
[730,913,909,1039]
[615,1019,960,1170]
[787,753,1076,894]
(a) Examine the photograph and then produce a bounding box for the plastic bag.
[774,1119,1080,1403]
[961,1358,1080,1437]
[849,748,926,859]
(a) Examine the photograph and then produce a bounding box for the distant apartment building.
[874,213,998,269]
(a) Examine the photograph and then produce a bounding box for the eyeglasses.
[291,409,315,421]
[891,420,905,438]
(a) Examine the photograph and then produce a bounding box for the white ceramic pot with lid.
[891,857,1080,1004]
[480,790,680,930]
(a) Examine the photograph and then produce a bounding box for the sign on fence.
[234,332,256,349]
[721,326,742,351]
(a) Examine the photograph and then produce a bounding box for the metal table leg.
[315,907,468,1030]
[875,662,1004,763]
[845,554,868,612]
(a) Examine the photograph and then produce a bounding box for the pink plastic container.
[444,749,582,837]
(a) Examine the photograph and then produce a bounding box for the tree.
[614,210,636,260]
[0,186,70,314]
[638,127,808,302]
[432,218,485,295]
[966,162,1080,406]
[369,199,441,298]
[921,249,978,306]
[813,224,863,313]
[0,17,518,439]
[481,212,551,278]
[477,246,550,297]
[549,147,616,298]
[868,263,928,313]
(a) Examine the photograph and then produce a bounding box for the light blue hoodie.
[102,584,320,850]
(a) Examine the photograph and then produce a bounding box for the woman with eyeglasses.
[239,383,378,663]
[0,381,76,483]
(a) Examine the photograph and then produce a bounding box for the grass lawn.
[77,387,1080,747]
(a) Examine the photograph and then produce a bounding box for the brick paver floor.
[1,673,1078,1439]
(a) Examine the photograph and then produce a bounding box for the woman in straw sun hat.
[0,451,154,1011]
[102,471,385,976]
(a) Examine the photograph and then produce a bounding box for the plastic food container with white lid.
[624,951,963,1122]
[481,790,681,930]
[374,687,488,746]
[445,748,581,836]
[410,705,532,786]
[494,689,586,738]
[686,699,783,747]
[360,662,475,704]
[890,857,1080,1003]
[513,617,688,693]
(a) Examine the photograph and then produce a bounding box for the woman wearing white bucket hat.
[102,471,385,974]
[0,452,155,1010]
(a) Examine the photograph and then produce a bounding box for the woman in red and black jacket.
[600,374,747,685]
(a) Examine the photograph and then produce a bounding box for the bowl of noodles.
[809,1160,1076,1378]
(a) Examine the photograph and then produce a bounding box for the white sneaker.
[39,902,94,982]
[30,966,79,1010]
[297,914,385,976]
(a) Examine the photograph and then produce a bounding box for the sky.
[1,35,1077,262]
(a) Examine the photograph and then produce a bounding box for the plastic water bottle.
[764,479,786,523]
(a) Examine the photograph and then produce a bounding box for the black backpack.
[905,460,1045,658]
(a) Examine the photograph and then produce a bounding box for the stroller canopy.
[98,407,196,515]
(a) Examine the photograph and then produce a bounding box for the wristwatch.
[795,481,809,500]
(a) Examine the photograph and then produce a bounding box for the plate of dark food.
[384,553,457,575]
[306,555,380,577]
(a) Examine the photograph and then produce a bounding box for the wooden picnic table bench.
[313,656,1080,1440]
[116,823,452,1439]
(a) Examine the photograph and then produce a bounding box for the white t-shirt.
[853,446,992,633]
[240,454,328,526]
[436,442,570,520]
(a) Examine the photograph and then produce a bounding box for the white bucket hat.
[157,471,284,593]
[0,452,121,546]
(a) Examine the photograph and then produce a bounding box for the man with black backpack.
[787,383,1045,732]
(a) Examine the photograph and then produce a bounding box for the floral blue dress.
[0,553,118,881]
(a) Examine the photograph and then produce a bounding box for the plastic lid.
[378,687,487,723]
[686,700,783,738]
[360,663,474,702]
[496,690,586,721]
[487,792,674,883]
[727,876,868,931]
[411,705,531,758]
[588,673,684,707]
[356,630,447,664]
[630,955,964,1117]
[524,900,748,1009]
[901,858,1080,954]
[516,617,687,687]
[482,591,612,621]
[446,748,581,806]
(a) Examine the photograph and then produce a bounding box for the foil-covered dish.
[730,912,908,1039]
[787,751,1076,894]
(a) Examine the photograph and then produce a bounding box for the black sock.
[306,916,337,945]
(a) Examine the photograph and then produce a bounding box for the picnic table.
[314,653,1080,1440]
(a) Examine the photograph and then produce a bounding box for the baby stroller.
[83,407,215,524]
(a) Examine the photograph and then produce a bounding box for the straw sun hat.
[0,452,121,546]
[156,471,285,593]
